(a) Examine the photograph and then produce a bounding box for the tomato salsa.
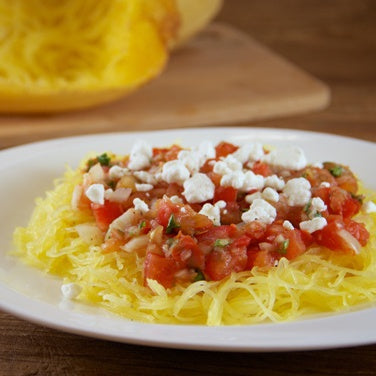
[73,141,370,288]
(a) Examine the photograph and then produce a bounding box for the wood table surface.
[2,1,376,375]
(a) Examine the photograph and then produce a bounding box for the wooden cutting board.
[0,23,330,148]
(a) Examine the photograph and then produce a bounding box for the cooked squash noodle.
[13,169,376,325]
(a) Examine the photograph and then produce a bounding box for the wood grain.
[1,1,376,375]
[0,24,329,149]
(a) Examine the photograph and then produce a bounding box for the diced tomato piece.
[179,212,213,236]
[200,159,215,173]
[284,229,306,260]
[215,142,238,159]
[248,250,276,268]
[214,186,238,203]
[220,202,241,225]
[251,161,273,177]
[313,186,331,206]
[165,183,183,198]
[144,252,177,288]
[196,225,238,245]
[329,187,361,218]
[242,221,267,241]
[344,219,369,246]
[170,233,205,270]
[314,217,358,254]
[156,200,180,227]
[91,200,124,232]
[231,235,251,248]
[205,250,232,281]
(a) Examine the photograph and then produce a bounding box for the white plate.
[1,127,376,352]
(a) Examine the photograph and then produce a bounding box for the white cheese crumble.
[199,203,221,226]
[241,198,277,224]
[85,184,105,205]
[311,162,324,169]
[169,195,183,204]
[308,197,327,218]
[220,170,245,190]
[262,146,307,170]
[161,160,190,185]
[320,182,331,188]
[242,171,265,191]
[215,200,226,209]
[213,155,242,175]
[196,141,216,164]
[264,175,285,191]
[133,171,157,185]
[183,173,215,203]
[109,165,129,180]
[231,143,264,164]
[128,140,152,170]
[245,192,262,204]
[363,201,376,213]
[133,198,149,214]
[299,217,327,234]
[178,150,201,173]
[135,183,153,192]
[262,187,279,202]
[61,283,82,300]
[283,178,311,206]
[283,220,294,230]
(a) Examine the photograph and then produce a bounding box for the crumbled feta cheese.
[169,195,183,204]
[262,187,279,202]
[363,201,376,213]
[231,143,264,163]
[311,162,324,169]
[109,165,129,180]
[85,184,105,205]
[161,160,190,185]
[215,200,226,209]
[133,198,149,214]
[262,146,307,170]
[220,170,245,189]
[213,155,242,175]
[135,183,153,192]
[264,175,285,191]
[309,197,327,218]
[283,178,311,206]
[133,171,157,185]
[199,203,221,226]
[178,150,201,173]
[61,283,82,299]
[181,207,187,213]
[245,192,262,204]
[196,141,216,164]
[241,198,277,224]
[320,182,331,188]
[183,173,215,203]
[242,171,265,191]
[299,217,327,234]
[283,220,294,230]
[128,140,152,170]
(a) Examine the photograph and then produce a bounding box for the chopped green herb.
[87,159,96,169]
[194,270,205,282]
[139,221,146,229]
[97,153,111,166]
[166,214,180,234]
[301,171,308,178]
[304,200,312,215]
[214,238,231,247]
[278,239,290,255]
[351,193,364,204]
[108,180,116,190]
[329,165,343,177]
[314,212,323,218]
